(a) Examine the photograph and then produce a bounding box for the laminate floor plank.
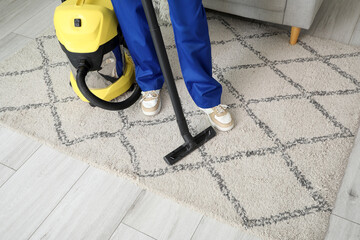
[14,0,59,39]
[29,166,143,240]
[332,128,360,224]
[123,190,203,240]
[350,17,360,47]
[306,0,360,44]
[110,224,155,240]
[325,214,360,240]
[191,216,260,240]
[0,126,41,170]
[0,0,54,40]
[0,145,88,240]
[0,163,15,187]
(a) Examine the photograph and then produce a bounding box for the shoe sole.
[142,101,162,116]
[206,114,234,132]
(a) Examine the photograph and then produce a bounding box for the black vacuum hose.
[76,65,141,111]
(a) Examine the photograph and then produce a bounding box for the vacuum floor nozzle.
[164,127,216,165]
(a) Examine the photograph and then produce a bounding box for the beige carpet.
[1,11,360,240]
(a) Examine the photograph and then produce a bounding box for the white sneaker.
[140,90,161,116]
[201,104,234,132]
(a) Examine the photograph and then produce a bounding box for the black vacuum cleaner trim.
[75,64,142,111]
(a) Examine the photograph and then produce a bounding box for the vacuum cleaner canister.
[54,0,141,110]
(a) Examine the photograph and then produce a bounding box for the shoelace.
[140,91,158,103]
[213,104,229,114]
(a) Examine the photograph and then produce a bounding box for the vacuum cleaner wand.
[141,0,216,165]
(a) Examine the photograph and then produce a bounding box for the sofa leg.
[290,27,301,45]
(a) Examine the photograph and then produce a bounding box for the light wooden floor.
[307,0,360,47]
[0,0,360,239]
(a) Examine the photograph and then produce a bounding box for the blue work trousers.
[111,0,222,108]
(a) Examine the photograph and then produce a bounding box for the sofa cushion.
[229,0,286,12]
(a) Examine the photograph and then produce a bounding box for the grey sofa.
[202,0,324,44]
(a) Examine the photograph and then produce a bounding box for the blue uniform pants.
[111,0,222,108]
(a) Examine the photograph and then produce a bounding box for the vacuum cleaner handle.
[141,0,216,165]
[76,63,141,111]
[141,0,194,143]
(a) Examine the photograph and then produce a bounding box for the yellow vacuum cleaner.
[54,0,141,110]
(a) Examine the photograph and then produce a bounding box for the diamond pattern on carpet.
[1,12,360,240]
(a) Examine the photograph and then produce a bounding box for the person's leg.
[167,0,222,108]
[111,0,164,91]
[167,0,233,131]
[112,45,123,77]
